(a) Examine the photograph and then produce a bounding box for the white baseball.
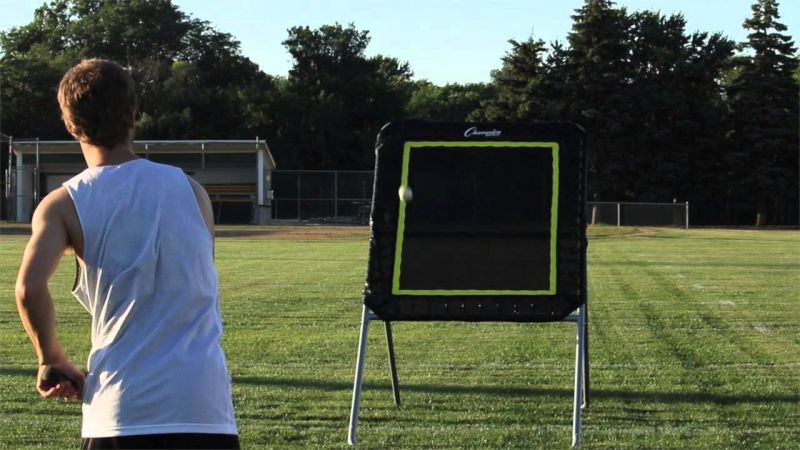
[398,185,413,202]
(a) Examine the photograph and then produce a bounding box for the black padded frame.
[363,120,587,322]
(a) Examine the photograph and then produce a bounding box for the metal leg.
[348,306,372,446]
[582,302,589,409]
[571,306,586,448]
[385,321,401,406]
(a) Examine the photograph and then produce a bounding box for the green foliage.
[273,23,413,169]
[471,37,551,122]
[0,52,73,138]
[794,55,800,82]
[474,1,736,208]
[406,81,495,122]
[0,0,277,140]
[725,0,799,225]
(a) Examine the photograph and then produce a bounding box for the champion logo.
[464,126,502,138]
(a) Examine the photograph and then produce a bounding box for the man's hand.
[16,187,84,400]
[37,361,85,401]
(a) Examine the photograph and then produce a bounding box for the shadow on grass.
[234,375,798,406]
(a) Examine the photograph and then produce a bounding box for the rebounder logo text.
[464,126,502,138]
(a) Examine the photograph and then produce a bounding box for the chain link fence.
[271,170,690,228]
[3,165,38,223]
[271,170,373,223]
[3,166,691,228]
[587,201,689,228]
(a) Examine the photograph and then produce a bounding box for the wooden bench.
[204,184,258,223]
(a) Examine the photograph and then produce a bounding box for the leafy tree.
[0,50,73,138]
[0,0,277,141]
[726,0,798,225]
[795,56,800,82]
[276,23,413,169]
[407,81,495,122]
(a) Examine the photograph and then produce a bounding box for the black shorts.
[81,433,240,449]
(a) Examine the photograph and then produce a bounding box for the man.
[15,59,239,449]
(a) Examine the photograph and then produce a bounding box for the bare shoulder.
[35,187,84,256]
[34,188,72,221]
[185,175,214,236]
[185,176,211,205]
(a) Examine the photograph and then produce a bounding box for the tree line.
[0,0,797,225]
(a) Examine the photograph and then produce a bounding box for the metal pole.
[348,306,372,446]
[385,321,401,406]
[582,301,589,409]
[34,138,39,206]
[255,139,260,203]
[616,202,621,227]
[0,72,3,151]
[15,148,24,222]
[297,177,301,221]
[6,136,11,221]
[256,146,265,206]
[334,171,338,218]
[685,201,690,230]
[0,71,3,151]
[571,306,586,448]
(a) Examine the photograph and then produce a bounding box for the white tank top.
[63,159,237,438]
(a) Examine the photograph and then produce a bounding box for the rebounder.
[349,121,588,447]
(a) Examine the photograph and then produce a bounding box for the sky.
[1,0,798,85]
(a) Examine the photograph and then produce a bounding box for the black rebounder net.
[364,121,586,322]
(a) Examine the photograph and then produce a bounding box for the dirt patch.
[1,222,371,240]
[214,225,370,240]
[0,223,32,238]
[588,226,659,239]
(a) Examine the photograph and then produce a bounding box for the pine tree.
[726,0,799,226]
[471,37,549,122]
[564,0,633,200]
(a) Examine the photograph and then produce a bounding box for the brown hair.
[57,59,138,149]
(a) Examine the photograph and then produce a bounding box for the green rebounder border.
[391,141,560,296]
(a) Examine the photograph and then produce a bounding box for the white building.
[7,139,275,224]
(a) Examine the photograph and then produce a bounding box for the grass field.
[0,226,798,449]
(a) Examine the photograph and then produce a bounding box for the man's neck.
[80,141,139,168]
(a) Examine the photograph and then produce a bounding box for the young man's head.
[58,59,138,149]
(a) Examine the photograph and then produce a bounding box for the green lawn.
[0,227,798,449]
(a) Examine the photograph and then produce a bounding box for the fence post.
[297,177,301,221]
[685,201,690,230]
[34,138,40,207]
[334,171,338,218]
[616,202,621,227]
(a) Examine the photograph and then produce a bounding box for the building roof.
[11,139,276,169]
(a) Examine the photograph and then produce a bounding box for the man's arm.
[186,176,215,251]
[15,188,85,400]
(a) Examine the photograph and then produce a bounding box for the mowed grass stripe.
[0,227,798,449]
[586,229,799,449]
